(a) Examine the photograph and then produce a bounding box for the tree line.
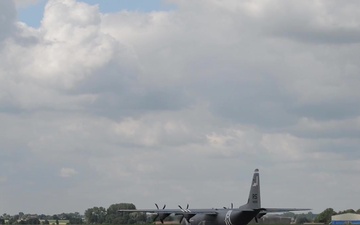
[0,203,145,225]
[2,205,360,225]
[84,203,146,224]
[313,208,360,224]
[0,212,83,225]
[267,208,360,224]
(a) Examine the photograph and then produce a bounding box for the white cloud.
[1,0,360,215]
[14,0,43,8]
[0,1,16,41]
[0,176,7,183]
[59,167,78,178]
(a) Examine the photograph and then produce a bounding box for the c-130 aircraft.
[119,169,310,225]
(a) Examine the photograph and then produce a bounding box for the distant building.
[331,213,360,225]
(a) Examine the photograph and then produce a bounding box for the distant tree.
[357,209,360,214]
[296,216,310,224]
[59,213,68,220]
[39,215,47,220]
[106,203,142,224]
[2,214,11,220]
[9,214,20,225]
[315,208,336,224]
[307,212,317,221]
[338,209,355,214]
[8,215,18,224]
[282,212,296,218]
[26,218,40,224]
[295,212,317,223]
[52,215,59,220]
[84,207,107,224]
[294,213,313,224]
[67,212,83,224]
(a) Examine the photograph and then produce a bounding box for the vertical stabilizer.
[246,169,261,209]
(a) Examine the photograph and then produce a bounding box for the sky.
[1,0,360,216]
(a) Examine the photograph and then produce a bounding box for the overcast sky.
[1,0,360,215]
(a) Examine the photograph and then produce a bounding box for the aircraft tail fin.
[245,168,261,209]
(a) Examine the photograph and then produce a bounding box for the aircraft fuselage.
[185,209,258,225]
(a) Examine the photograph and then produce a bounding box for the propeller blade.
[179,215,184,223]
[179,204,190,212]
[154,203,168,224]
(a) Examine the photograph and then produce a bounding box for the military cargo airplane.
[118,169,310,225]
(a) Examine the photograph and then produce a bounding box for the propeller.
[155,203,166,210]
[223,203,234,209]
[178,204,190,212]
[153,204,170,224]
[177,204,195,223]
[254,210,267,223]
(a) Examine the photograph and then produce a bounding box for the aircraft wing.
[262,208,311,213]
[178,209,218,215]
[118,208,218,215]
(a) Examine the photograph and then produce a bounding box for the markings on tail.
[252,193,258,204]
[252,176,258,187]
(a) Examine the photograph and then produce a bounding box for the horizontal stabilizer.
[240,209,256,212]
